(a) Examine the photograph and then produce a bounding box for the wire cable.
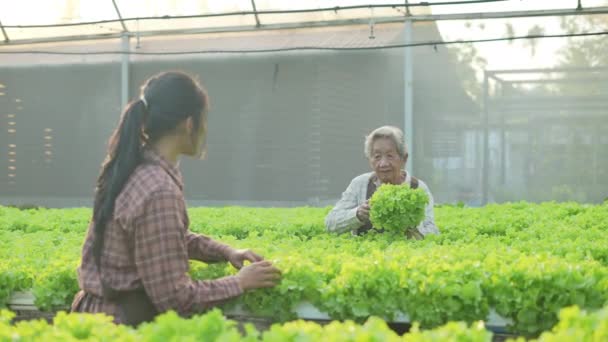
[0,30,605,56]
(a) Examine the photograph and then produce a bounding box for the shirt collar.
[373,170,410,187]
[143,148,184,190]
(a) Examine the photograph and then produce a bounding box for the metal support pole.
[404,18,414,175]
[592,125,598,187]
[499,82,506,186]
[500,113,506,186]
[482,71,490,205]
[404,0,412,16]
[121,33,130,109]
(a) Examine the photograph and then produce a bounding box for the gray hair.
[364,125,408,159]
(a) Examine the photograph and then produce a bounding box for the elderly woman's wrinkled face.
[369,137,406,184]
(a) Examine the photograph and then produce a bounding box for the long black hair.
[92,71,209,268]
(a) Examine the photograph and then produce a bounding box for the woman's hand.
[236,260,282,290]
[356,200,370,222]
[227,249,263,269]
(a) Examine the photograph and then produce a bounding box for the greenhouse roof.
[2,0,605,45]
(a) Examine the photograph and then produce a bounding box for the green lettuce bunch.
[369,183,429,233]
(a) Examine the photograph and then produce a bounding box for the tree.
[558,14,608,68]
[447,41,487,103]
[524,25,545,57]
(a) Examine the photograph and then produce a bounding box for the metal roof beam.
[6,3,606,30]
[410,6,608,22]
[0,15,406,46]
[1,1,510,29]
[502,77,608,85]
[487,66,608,75]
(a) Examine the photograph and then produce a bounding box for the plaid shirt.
[73,149,242,319]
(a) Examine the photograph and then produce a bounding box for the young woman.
[71,71,281,326]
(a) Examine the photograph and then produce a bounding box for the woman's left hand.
[228,249,264,269]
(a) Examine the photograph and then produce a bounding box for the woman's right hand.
[236,260,281,291]
[356,200,370,222]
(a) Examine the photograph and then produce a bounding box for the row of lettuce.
[1,304,607,341]
[1,202,607,336]
[2,201,606,240]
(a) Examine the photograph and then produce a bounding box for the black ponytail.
[92,100,147,267]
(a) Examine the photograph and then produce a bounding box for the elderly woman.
[325,126,440,238]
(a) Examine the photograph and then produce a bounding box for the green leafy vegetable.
[369,183,429,233]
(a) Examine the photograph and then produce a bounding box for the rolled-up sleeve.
[417,182,440,236]
[325,178,364,234]
[134,189,243,315]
